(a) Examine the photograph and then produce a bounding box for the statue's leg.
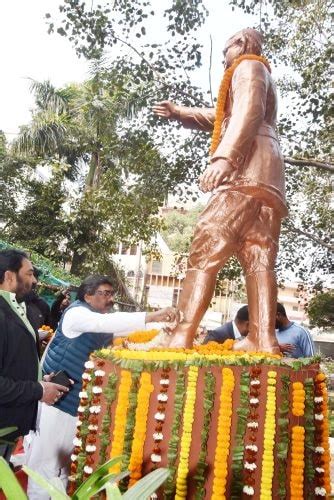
[233,206,281,354]
[167,269,217,348]
[167,191,249,348]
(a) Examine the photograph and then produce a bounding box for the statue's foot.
[233,337,280,355]
[163,325,193,348]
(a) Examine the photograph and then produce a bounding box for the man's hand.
[146,307,180,325]
[279,343,295,354]
[199,159,236,192]
[39,381,69,405]
[152,101,178,120]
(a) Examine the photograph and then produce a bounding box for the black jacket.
[0,297,43,440]
[203,321,235,344]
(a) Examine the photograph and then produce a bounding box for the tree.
[307,292,334,329]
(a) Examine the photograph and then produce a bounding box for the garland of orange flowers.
[289,426,305,500]
[128,372,154,486]
[175,366,199,499]
[211,367,235,499]
[109,369,132,473]
[113,329,159,346]
[259,370,277,499]
[313,372,331,497]
[292,381,305,416]
[210,54,271,155]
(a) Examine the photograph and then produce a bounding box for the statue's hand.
[199,159,236,192]
[152,100,177,120]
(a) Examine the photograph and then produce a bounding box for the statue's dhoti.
[170,190,281,352]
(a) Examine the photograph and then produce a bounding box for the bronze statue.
[153,28,287,353]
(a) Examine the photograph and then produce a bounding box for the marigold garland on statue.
[259,370,277,499]
[211,367,235,500]
[109,369,132,473]
[210,54,271,155]
[174,366,199,499]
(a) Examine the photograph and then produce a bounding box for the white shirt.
[62,306,146,339]
[232,320,242,340]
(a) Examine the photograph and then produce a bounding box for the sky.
[0,0,258,140]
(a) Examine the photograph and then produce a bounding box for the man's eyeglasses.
[95,290,115,297]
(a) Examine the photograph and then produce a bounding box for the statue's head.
[223,28,263,68]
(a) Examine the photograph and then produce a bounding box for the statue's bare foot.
[233,337,280,355]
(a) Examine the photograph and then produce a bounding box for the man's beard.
[16,275,32,300]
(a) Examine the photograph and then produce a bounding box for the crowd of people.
[0,248,315,498]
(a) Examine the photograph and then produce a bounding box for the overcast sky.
[0,1,258,140]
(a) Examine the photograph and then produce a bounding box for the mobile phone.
[51,370,72,388]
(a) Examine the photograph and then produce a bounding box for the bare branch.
[208,34,214,107]
[284,157,334,173]
[284,221,334,251]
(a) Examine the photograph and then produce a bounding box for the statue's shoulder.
[234,58,268,78]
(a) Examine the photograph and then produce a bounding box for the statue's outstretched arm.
[153,100,215,132]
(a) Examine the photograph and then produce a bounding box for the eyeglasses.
[95,290,115,297]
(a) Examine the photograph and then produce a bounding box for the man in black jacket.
[0,249,68,461]
[203,305,249,344]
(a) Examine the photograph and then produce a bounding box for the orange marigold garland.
[210,54,271,155]
[289,426,305,500]
[292,381,305,416]
[109,369,132,473]
[128,372,154,486]
[211,367,235,499]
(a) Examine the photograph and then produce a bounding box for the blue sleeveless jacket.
[43,300,113,416]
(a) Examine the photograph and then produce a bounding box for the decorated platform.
[68,334,331,499]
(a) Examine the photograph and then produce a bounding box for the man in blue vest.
[26,274,179,498]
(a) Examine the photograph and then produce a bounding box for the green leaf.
[0,457,27,500]
[23,465,69,499]
[74,456,125,499]
[87,470,130,497]
[105,482,123,500]
[122,468,170,499]
[0,426,17,437]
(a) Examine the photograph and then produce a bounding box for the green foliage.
[0,455,169,500]
[161,205,204,253]
[307,291,334,328]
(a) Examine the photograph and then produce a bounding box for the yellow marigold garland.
[128,372,154,486]
[289,426,305,500]
[175,366,199,499]
[292,381,305,416]
[211,367,235,499]
[109,369,132,473]
[259,370,277,499]
[210,54,271,155]
[113,329,159,346]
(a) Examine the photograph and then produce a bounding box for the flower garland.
[292,381,305,416]
[289,426,305,500]
[231,370,251,498]
[313,372,331,497]
[113,329,159,346]
[109,369,132,474]
[174,366,199,499]
[276,374,290,499]
[98,372,118,466]
[151,367,171,467]
[242,366,261,497]
[211,367,235,499]
[128,372,154,486]
[164,371,186,499]
[259,370,277,499]
[210,54,271,154]
[193,371,215,499]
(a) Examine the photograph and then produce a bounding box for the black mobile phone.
[51,370,72,388]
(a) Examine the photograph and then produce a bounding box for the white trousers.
[26,403,77,500]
